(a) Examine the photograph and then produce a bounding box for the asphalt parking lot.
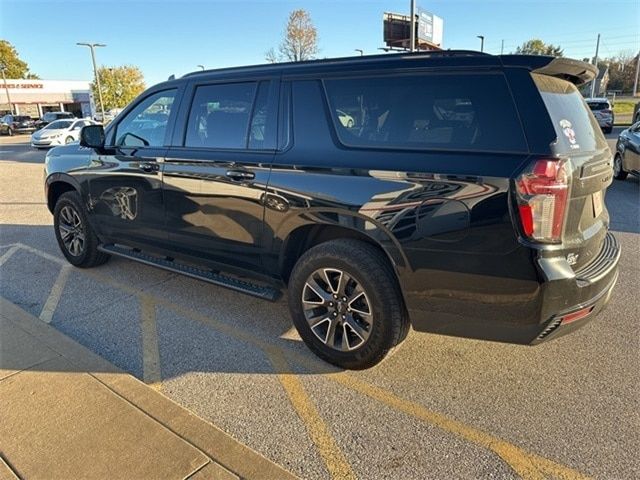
[1,130,638,479]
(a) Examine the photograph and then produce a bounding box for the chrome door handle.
[226,170,255,181]
[139,162,159,172]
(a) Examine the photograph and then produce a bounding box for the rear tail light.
[560,306,593,324]
[515,158,571,243]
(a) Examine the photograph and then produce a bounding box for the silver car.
[586,98,614,134]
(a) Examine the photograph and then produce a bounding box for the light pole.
[197,65,205,71]
[477,35,485,53]
[0,64,14,115]
[354,49,364,56]
[409,0,416,52]
[77,42,106,122]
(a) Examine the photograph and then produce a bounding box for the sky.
[1,0,638,86]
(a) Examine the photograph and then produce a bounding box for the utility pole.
[77,42,106,122]
[409,0,416,52]
[633,51,639,97]
[590,34,600,98]
[477,35,485,53]
[501,39,504,55]
[0,65,14,115]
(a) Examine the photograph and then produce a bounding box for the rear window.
[323,73,527,153]
[533,74,607,153]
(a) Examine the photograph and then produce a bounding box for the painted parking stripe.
[39,265,71,323]
[140,295,162,390]
[0,245,20,267]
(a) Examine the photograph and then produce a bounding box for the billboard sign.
[416,7,443,46]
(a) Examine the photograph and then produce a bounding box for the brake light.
[515,159,570,243]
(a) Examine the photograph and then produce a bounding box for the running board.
[98,244,281,301]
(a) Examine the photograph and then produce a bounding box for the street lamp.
[354,49,364,56]
[477,35,485,53]
[0,64,14,115]
[77,42,106,122]
[197,65,205,71]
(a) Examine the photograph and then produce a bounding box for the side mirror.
[80,124,105,149]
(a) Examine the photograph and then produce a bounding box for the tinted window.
[44,120,73,130]
[248,82,274,149]
[324,73,527,152]
[587,102,610,111]
[115,90,176,147]
[185,82,256,149]
[533,74,607,153]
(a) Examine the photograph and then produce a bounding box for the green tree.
[515,39,563,57]
[265,9,318,62]
[92,65,145,111]
[0,40,39,78]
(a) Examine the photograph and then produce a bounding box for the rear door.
[532,73,612,270]
[163,78,278,273]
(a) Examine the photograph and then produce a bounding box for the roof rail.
[182,50,492,78]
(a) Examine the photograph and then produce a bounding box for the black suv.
[44,52,620,369]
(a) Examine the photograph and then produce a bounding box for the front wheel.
[288,239,409,369]
[613,153,628,180]
[53,191,110,267]
[65,136,74,144]
[7,127,13,137]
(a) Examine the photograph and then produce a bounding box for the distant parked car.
[614,122,640,180]
[633,102,640,124]
[0,114,37,136]
[35,111,76,130]
[94,108,124,124]
[585,98,614,133]
[31,119,96,148]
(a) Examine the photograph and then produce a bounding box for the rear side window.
[587,102,609,111]
[185,82,268,149]
[532,74,607,153]
[324,73,527,153]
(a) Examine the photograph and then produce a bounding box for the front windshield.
[44,120,73,130]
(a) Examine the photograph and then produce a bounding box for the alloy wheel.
[613,155,621,177]
[301,268,373,351]
[58,205,86,256]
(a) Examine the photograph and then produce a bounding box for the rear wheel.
[613,153,628,180]
[7,127,13,137]
[288,239,409,369]
[53,191,110,267]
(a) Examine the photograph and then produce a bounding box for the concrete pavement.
[0,297,296,480]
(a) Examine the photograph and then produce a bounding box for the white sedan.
[31,119,96,148]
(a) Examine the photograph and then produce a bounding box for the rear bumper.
[531,231,620,344]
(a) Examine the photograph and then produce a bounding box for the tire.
[65,136,74,144]
[7,127,13,137]
[604,127,612,134]
[613,153,628,180]
[288,238,409,369]
[53,191,110,268]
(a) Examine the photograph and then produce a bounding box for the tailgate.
[532,73,612,271]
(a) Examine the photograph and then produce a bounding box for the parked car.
[44,52,620,369]
[633,102,640,124]
[31,119,96,148]
[614,122,640,180]
[0,114,37,135]
[35,111,76,130]
[585,98,614,133]
[94,108,124,124]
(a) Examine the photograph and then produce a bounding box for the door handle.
[226,170,255,181]
[139,162,159,173]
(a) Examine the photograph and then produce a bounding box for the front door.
[87,89,179,247]
[163,79,278,273]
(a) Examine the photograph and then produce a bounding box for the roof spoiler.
[500,55,597,86]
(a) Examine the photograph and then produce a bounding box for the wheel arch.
[46,173,82,213]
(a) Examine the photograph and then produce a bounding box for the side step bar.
[98,244,281,301]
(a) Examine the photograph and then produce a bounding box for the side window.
[114,90,176,147]
[248,82,274,149]
[323,73,527,153]
[185,82,256,149]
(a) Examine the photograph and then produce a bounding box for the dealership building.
[0,79,94,118]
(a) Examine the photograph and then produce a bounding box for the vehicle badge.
[566,252,579,266]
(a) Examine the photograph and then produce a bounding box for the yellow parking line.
[10,243,592,479]
[268,349,356,480]
[39,265,71,323]
[328,373,590,480]
[140,295,162,390]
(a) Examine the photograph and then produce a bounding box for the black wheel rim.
[301,268,373,351]
[58,205,85,256]
[614,156,621,176]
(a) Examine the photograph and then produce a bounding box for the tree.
[0,40,39,78]
[515,39,563,57]
[265,9,318,63]
[602,51,638,93]
[92,65,145,111]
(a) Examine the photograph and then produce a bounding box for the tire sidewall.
[289,250,399,368]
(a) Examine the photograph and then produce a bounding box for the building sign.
[3,83,44,89]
